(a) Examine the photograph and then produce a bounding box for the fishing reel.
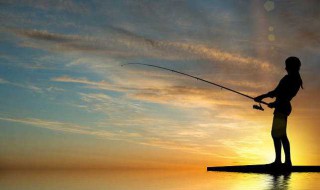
[253,103,264,111]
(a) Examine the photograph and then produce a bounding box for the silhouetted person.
[255,56,303,167]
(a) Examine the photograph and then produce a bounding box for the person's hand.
[268,102,276,108]
[254,95,264,102]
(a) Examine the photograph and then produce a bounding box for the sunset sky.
[0,0,319,169]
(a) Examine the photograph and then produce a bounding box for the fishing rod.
[122,63,269,111]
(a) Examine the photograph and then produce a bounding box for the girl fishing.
[254,56,303,167]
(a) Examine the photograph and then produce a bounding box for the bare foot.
[284,161,292,167]
[267,161,282,166]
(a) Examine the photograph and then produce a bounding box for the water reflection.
[0,170,318,190]
[267,173,291,190]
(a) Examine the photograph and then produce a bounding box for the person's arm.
[254,93,276,108]
[265,87,278,98]
[254,93,269,102]
[254,77,283,102]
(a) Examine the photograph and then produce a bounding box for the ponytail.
[298,73,303,89]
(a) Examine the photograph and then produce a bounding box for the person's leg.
[273,137,282,164]
[281,135,292,166]
[271,114,284,164]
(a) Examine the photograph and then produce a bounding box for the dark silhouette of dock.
[207,165,320,174]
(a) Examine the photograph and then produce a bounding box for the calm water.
[0,170,319,190]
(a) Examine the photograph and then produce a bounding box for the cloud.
[25,84,43,93]
[51,76,123,92]
[5,81,41,94]
[0,77,64,94]
[11,28,274,71]
[62,90,266,157]
[0,116,224,156]
[14,29,110,53]
[51,75,265,110]
[1,0,90,14]
[128,85,248,108]
[14,29,79,43]
[48,77,271,159]
[151,41,273,70]
[0,116,137,139]
[109,26,275,71]
[0,78,9,84]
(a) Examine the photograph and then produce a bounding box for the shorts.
[271,113,288,138]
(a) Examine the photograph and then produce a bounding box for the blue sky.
[0,0,319,169]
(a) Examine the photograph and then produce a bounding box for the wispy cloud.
[11,28,274,71]
[51,75,265,109]
[0,116,219,156]
[0,116,137,139]
[51,75,122,92]
[2,0,90,14]
[0,78,38,91]
[0,78,9,84]
[14,29,80,43]
[73,90,269,158]
[0,117,90,134]
[0,77,63,93]
[4,84,259,158]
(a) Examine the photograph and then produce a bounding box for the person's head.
[285,56,303,89]
[285,56,301,74]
